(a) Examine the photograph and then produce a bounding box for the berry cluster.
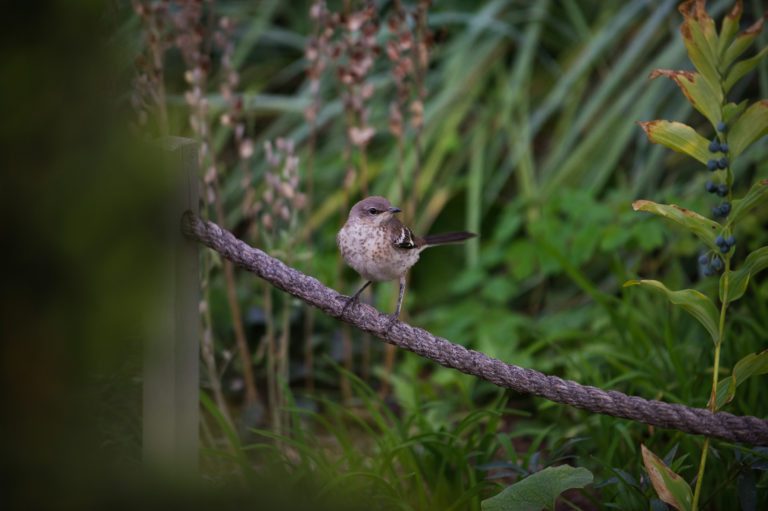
[700,122,737,278]
[715,234,736,253]
[711,201,732,218]
[704,180,728,197]
[700,234,736,276]
[706,123,732,219]
[698,253,723,277]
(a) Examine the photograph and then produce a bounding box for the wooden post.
[143,137,199,475]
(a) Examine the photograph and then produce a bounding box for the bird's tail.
[421,231,478,247]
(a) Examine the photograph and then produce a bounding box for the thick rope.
[181,212,768,446]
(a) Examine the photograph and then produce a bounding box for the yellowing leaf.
[649,69,722,126]
[641,444,693,511]
[632,200,719,248]
[637,120,711,164]
[678,0,720,92]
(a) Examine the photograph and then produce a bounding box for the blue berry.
[717,121,726,132]
[720,142,728,153]
[712,202,732,218]
[715,235,725,246]
[707,159,719,171]
[708,140,721,152]
[711,256,723,271]
[703,266,715,277]
[718,157,729,169]
[698,254,709,265]
[726,235,736,247]
[705,180,716,193]
[720,244,730,253]
[716,184,728,197]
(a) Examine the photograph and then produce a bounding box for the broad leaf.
[624,280,719,344]
[729,99,768,159]
[642,444,693,511]
[482,465,593,511]
[722,16,766,68]
[637,121,711,164]
[649,69,722,126]
[632,200,719,248]
[724,45,768,93]
[678,1,720,93]
[720,246,768,303]
[723,99,748,122]
[729,179,768,225]
[717,0,743,57]
[712,350,768,409]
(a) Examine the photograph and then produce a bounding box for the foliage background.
[2,0,767,509]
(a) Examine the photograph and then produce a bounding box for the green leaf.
[723,99,748,122]
[722,17,766,68]
[729,100,768,159]
[632,200,719,248]
[679,5,720,93]
[481,465,594,511]
[649,69,722,126]
[712,350,768,409]
[724,45,768,93]
[729,179,768,225]
[624,279,720,344]
[637,120,711,164]
[641,444,693,511]
[717,1,744,57]
[720,246,768,303]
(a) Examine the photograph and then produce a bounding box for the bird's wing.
[389,218,420,249]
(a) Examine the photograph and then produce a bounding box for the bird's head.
[349,196,402,226]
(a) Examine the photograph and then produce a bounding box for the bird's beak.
[388,206,402,214]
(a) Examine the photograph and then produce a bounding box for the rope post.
[143,137,199,475]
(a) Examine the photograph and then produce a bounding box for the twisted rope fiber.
[181,212,768,446]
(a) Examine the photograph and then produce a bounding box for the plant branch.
[181,212,768,447]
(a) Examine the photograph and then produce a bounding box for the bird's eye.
[367,208,378,214]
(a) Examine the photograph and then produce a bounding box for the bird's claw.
[341,296,357,319]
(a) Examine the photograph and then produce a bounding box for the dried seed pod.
[278,181,295,200]
[294,193,307,211]
[239,139,254,159]
[348,125,375,146]
[262,213,274,230]
[389,101,403,137]
[280,205,291,222]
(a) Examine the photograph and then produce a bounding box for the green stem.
[692,262,729,510]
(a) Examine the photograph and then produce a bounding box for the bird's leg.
[342,280,372,317]
[392,275,405,320]
[385,276,407,328]
[393,275,406,318]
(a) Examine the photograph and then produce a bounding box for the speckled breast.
[338,222,420,282]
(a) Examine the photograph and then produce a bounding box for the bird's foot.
[343,292,371,319]
[341,296,357,319]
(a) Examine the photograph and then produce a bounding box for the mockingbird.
[338,196,477,318]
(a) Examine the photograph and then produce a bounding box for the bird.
[337,196,477,318]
